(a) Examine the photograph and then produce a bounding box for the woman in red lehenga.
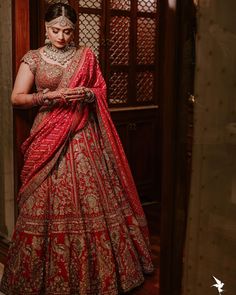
[0,2,153,294]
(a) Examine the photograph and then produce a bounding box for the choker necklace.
[43,44,76,66]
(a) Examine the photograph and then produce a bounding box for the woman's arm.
[11,63,36,108]
[12,61,94,109]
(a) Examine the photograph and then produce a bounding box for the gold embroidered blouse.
[21,49,66,91]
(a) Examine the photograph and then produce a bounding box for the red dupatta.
[19,47,149,241]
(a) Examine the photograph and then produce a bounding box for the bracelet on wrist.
[32,92,44,106]
[32,88,50,106]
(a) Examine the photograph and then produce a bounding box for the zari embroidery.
[0,46,154,295]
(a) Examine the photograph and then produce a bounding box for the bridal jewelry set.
[43,44,76,66]
[43,5,76,66]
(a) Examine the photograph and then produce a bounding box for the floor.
[0,203,160,295]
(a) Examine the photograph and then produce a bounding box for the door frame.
[0,1,196,295]
[159,1,196,294]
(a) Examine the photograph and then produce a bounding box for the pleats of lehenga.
[0,117,154,295]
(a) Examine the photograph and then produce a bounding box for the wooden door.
[159,1,196,294]
[104,0,160,202]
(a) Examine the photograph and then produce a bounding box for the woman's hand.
[45,87,85,102]
[63,87,86,101]
[45,87,94,104]
[66,87,95,103]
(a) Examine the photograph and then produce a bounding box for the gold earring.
[45,32,51,45]
[70,39,75,46]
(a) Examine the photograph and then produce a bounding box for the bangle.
[32,88,50,106]
[32,92,44,106]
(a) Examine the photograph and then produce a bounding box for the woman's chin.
[53,42,67,49]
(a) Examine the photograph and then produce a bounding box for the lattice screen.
[137,17,156,64]
[137,71,154,102]
[110,0,131,10]
[75,0,158,106]
[76,0,102,57]
[138,0,157,12]
[110,16,130,65]
[77,0,101,9]
[109,72,129,104]
[77,14,100,57]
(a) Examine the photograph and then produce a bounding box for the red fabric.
[19,104,89,200]
[19,48,147,232]
[0,48,154,295]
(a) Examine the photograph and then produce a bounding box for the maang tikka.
[45,6,75,30]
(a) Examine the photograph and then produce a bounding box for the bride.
[0,2,154,294]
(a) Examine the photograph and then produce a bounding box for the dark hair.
[45,3,77,24]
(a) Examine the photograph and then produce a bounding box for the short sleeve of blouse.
[21,50,38,75]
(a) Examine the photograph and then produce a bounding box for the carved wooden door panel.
[70,0,159,107]
[106,0,160,202]
[106,1,158,111]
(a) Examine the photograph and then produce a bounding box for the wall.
[0,0,14,239]
[182,0,236,294]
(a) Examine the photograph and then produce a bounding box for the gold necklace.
[43,44,76,66]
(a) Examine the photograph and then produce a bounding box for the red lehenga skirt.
[0,48,154,295]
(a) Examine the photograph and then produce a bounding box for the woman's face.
[46,23,74,48]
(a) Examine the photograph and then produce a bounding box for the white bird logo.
[212,276,224,294]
